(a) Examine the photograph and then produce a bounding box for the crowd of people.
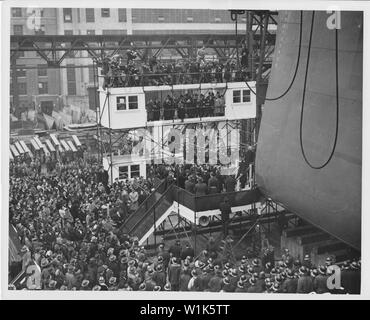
[9,147,361,294]
[101,45,250,88]
[11,234,361,294]
[146,90,225,122]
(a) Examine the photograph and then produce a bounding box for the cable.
[244,10,303,101]
[299,11,339,169]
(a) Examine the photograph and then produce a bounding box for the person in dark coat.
[341,261,361,294]
[247,277,259,293]
[224,175,236,193]
[194,177,208,196]
[281,269,298,293]
[222,277,234,292]
[168,257,181,291]
[314,266,329,294]
[179,268,191,291]
[169,240,182,259]
[184,176,195,194]
[219,197,232,238]
[181,243,195,261]
[208,268,223,292]
[208,172,220,194]
[297,267,314,293]
[152,264,166,289]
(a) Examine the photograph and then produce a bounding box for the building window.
[187,16,193,22]
[13,25,23,35]
[130,165,140,178]
[158,16,165,22]
[233,90,241,103]
[37,65,47,77]
[16,65,26,77]
[128,96,138,109]
[64,30,73,35]
[12,8,22,17]
[242,89,251,102]
[67,65,76,95]
[215,17,221,23]
[35,25,45,35]
[67,82,76,95]
[88,65,97,84]
[18,83,27,95]
[63,8,72,22]
[119,166,128,180]
[118,9,126,22]
[86,8,95,23]
[116,96,127,110]
[86,29,95,35]
[38,82,48,94]
[101,8,110,17]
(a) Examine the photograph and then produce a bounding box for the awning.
[45,139,56,152]
[14,141,25,154]
[50,134,60,146]
[9,149,14,161]
[42,145,50,157]
[33,137,44,149]
[10,145,19,157]
[67,140,77,152]
[60,140,70,151]
[30,139,40,151]
[19,141,33,158]
[72,135,82,147]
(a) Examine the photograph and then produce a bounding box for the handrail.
[124,184,261,236]
[129,183,175,234]
[100,71,250,88]
[121,178,167,229]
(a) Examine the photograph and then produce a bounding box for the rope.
[244,10,303,101]
[299,11,339,169]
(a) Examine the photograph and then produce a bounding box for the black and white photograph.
[1,0,368,299]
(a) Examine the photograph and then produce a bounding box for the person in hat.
[187,269,201,291]
[229,268,239,290]
[341,261,361,294]
[169,240,182,259]
[48,280,57,291]
[81,279,90,291]
[179,266,192,291]
[282,248,294,269]
[98,276,108,291]
[65,264,77,290]
[208,267,223,292]
[144,269,156,291]
[153,285,161,292]
[181,243,195,261]
[108,277,118,291]
[272,282,282,293]
[281,269,298,293]
[20,245,32,271]
[168,257,181,291]
[157,244,170,270]
[302,254,313,269]
[195,177,208,196]
[138,283,146,291]
[313,266,329,294]
[297,266,313,293]
[152,264,166,289]
[235,280,246,293]
[219,197,231,238]
[221,277,235,292]
[245,277,258,293]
